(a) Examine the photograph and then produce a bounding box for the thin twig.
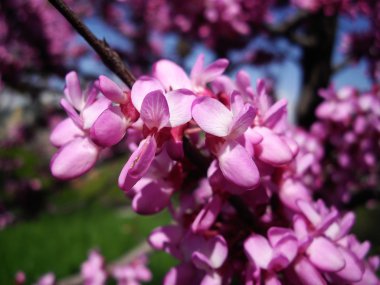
[332,56,354,74]
[264,10,317,47]
[48,0,136,88]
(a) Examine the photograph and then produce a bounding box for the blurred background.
[1,0,379,283]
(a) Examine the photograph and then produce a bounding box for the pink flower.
[81,250,107,285]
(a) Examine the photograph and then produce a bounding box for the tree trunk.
[296,12,337,128]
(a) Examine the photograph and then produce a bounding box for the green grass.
[0,157,176,284]
[0,205,175,284]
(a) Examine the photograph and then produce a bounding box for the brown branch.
[48,0,136,88]
[264,10,317,47]
[57,241,151,285]
[265,10,309,35]
[332,56,354,74]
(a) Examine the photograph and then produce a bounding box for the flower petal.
[50,118,84,147]
[218,141,259,189]
[335,247,364,282]
[98,75,126,104]
[253,127,293,166]
[165,89,196,127]
[196,58,229,85]
[228,104,256,139]
[293,257,327,285]
[244,234,273,269]
[81,97,111,129]
[190,54,205,80]
[153,59,192,91]
[60,98,83,128]
[306,237,345,272]
[90,106,128,147]
[192,235,228,270]
[140,90,170,130]
[50,137,99,180]
[164,263,197,285]
[191,195,223,233]
[118,135,157,191]
[263,98,287,129]
[64,71,83,111]
[192,97,233,137]
[280,179,312,211]
[131,76,164,112]
[132,179,173,215]
[148,225,183,256]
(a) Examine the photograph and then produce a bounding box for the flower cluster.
[50,55,379,284]
[311,85,380,206]
[81,250,152,285]
[0,0,83,87]
[15,250,151,285]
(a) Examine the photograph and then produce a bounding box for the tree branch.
[332,56,354,74]
[48,0,136,88]
[265,10,308,34]
[265,10,316,47]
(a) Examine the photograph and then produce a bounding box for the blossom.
[81,250,107,285]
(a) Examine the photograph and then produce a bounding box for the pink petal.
[148,225,183,255]
[230,91,245,115]
[297,200,321,226]
[164,263,197,285]
[355,264,379,285]
[263,98,287,129]
[200,58,229,84]
[210,75,235,96]
[279,179,312,211]
[50,118,84,147]
[165,89,196,127]
[60,98,83,128]
[218,141,259,189]
[64,71,83,111]
[81,97,111,129]
[236,70,251,93]
[90,106,128,147]
[118,135,157,191]
[271,235,298,268]
[293,257,327,285]
[244,234,273,269]
[152,60,192,91]
[306,237,345,272]
[190,54,205,80]
[200,272,223,285]
[140,90,170,130]
[50,137,99,180]
[335,247,364,282]
[192,235,228,270]
[228,104,256,139]
[191,195,223,233]
[192,97,233,137]
[98,75,126,104]
[131,76,164,111]
[253,127,293,166]
[316,102,336,119]
[296,153,315,175]
[265,273,281,285]
[132,179,173,215]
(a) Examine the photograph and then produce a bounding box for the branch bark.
[48,0,136,88]
[296,13,338,128]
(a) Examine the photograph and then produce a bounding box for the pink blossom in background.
[112,255,152,285]
[81,250,107,285]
